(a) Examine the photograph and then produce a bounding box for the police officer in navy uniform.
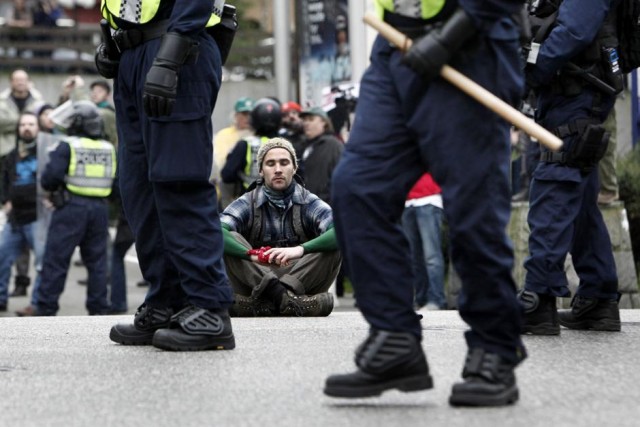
[96,0,236,351]
[323,0,526,406]
[35,101,116,316]
[519,0,621,334]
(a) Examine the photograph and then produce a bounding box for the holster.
[207,4,238,65]
[541,121,609,172]
[49,188,70,208]
[567,123,609,171]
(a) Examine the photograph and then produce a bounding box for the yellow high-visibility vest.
[375,0,447,20]
[243,136,269,188]
[101,0,224,29]
[65,137,116,198]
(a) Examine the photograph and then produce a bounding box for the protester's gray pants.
[224,232,341,297]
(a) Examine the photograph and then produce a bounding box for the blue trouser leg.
[415,204,446,308]
[571,169,618,299]
[154,181,231,309]
[117,131,186,310]
[109,231,132,311]
[402,207,430,307]
[0,224,29,305]
[79,200,110,315]
[332,35,524,362]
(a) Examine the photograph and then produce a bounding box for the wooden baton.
[362,12,562,151]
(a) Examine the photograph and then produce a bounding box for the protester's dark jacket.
[301,132,343,206]
[1,147,38,225]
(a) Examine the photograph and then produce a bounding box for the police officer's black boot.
[10,275,30,297]
[110,304,173,345]
[449,348,519,407]
[324,329,433,398]
[558,295,621,331]
[518,290,559,335]
[152,306,235,351]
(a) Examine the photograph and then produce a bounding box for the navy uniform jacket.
[41,141,71,192]
[527,0,616,87]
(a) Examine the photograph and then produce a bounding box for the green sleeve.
[222,225,251,259]
[301,226,338,253]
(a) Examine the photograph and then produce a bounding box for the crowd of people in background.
[0,60,627,320]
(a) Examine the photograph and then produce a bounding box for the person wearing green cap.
[299,107,344,205]
[213,96,255,209]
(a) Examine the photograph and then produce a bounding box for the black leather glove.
[402,8,476,81]
[94,43,120,79]
[143,32,198,117]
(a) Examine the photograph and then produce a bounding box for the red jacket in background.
[406,173,441,200]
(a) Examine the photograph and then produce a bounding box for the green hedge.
[617,145,640,268]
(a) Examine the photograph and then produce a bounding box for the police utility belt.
[112,19,169,52]
[383,11,445,40]
[540,118,609,171]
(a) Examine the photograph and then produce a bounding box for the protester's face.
[39,108,54,131]
[282,110,302,129]
[260,148,296,192]
[235,111,251,130]
[303,115,326,139]
[18,115,39,141]
[10,70,30,96]
[90,86,109,104]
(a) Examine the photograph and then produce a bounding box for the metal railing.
[0,23,100,73]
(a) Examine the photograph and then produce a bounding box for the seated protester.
[220,138,340,317]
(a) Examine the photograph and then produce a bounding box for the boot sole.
[522,323,560,336]
[109,326,155,346]
[152,332,236,351]
[449,385,519,407]
[324,374,434,398]
[559,319,621,332]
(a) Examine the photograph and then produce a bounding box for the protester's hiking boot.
[511,188,529,202]
[0,303,6,312]
[229,294,276,317]
[597,191,618,206]
[10,275,30,297]
[152,306,235,351]
[518,290,559,335]
[15,305,34,316]
[324,329,433,398]
[278,291,334,317]
[449,348,519,407]
[109,305,172,345]
[558,295,621,331]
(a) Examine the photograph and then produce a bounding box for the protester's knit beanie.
[257,137,298,171]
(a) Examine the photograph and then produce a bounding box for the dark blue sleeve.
[166,0,213,37]
[1,154,11,204]
[41,142,70,191]
[221,140,248,183]
[527,0,614,86]
[459,0,524,31]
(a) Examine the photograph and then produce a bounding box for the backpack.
[617,0,640,72]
